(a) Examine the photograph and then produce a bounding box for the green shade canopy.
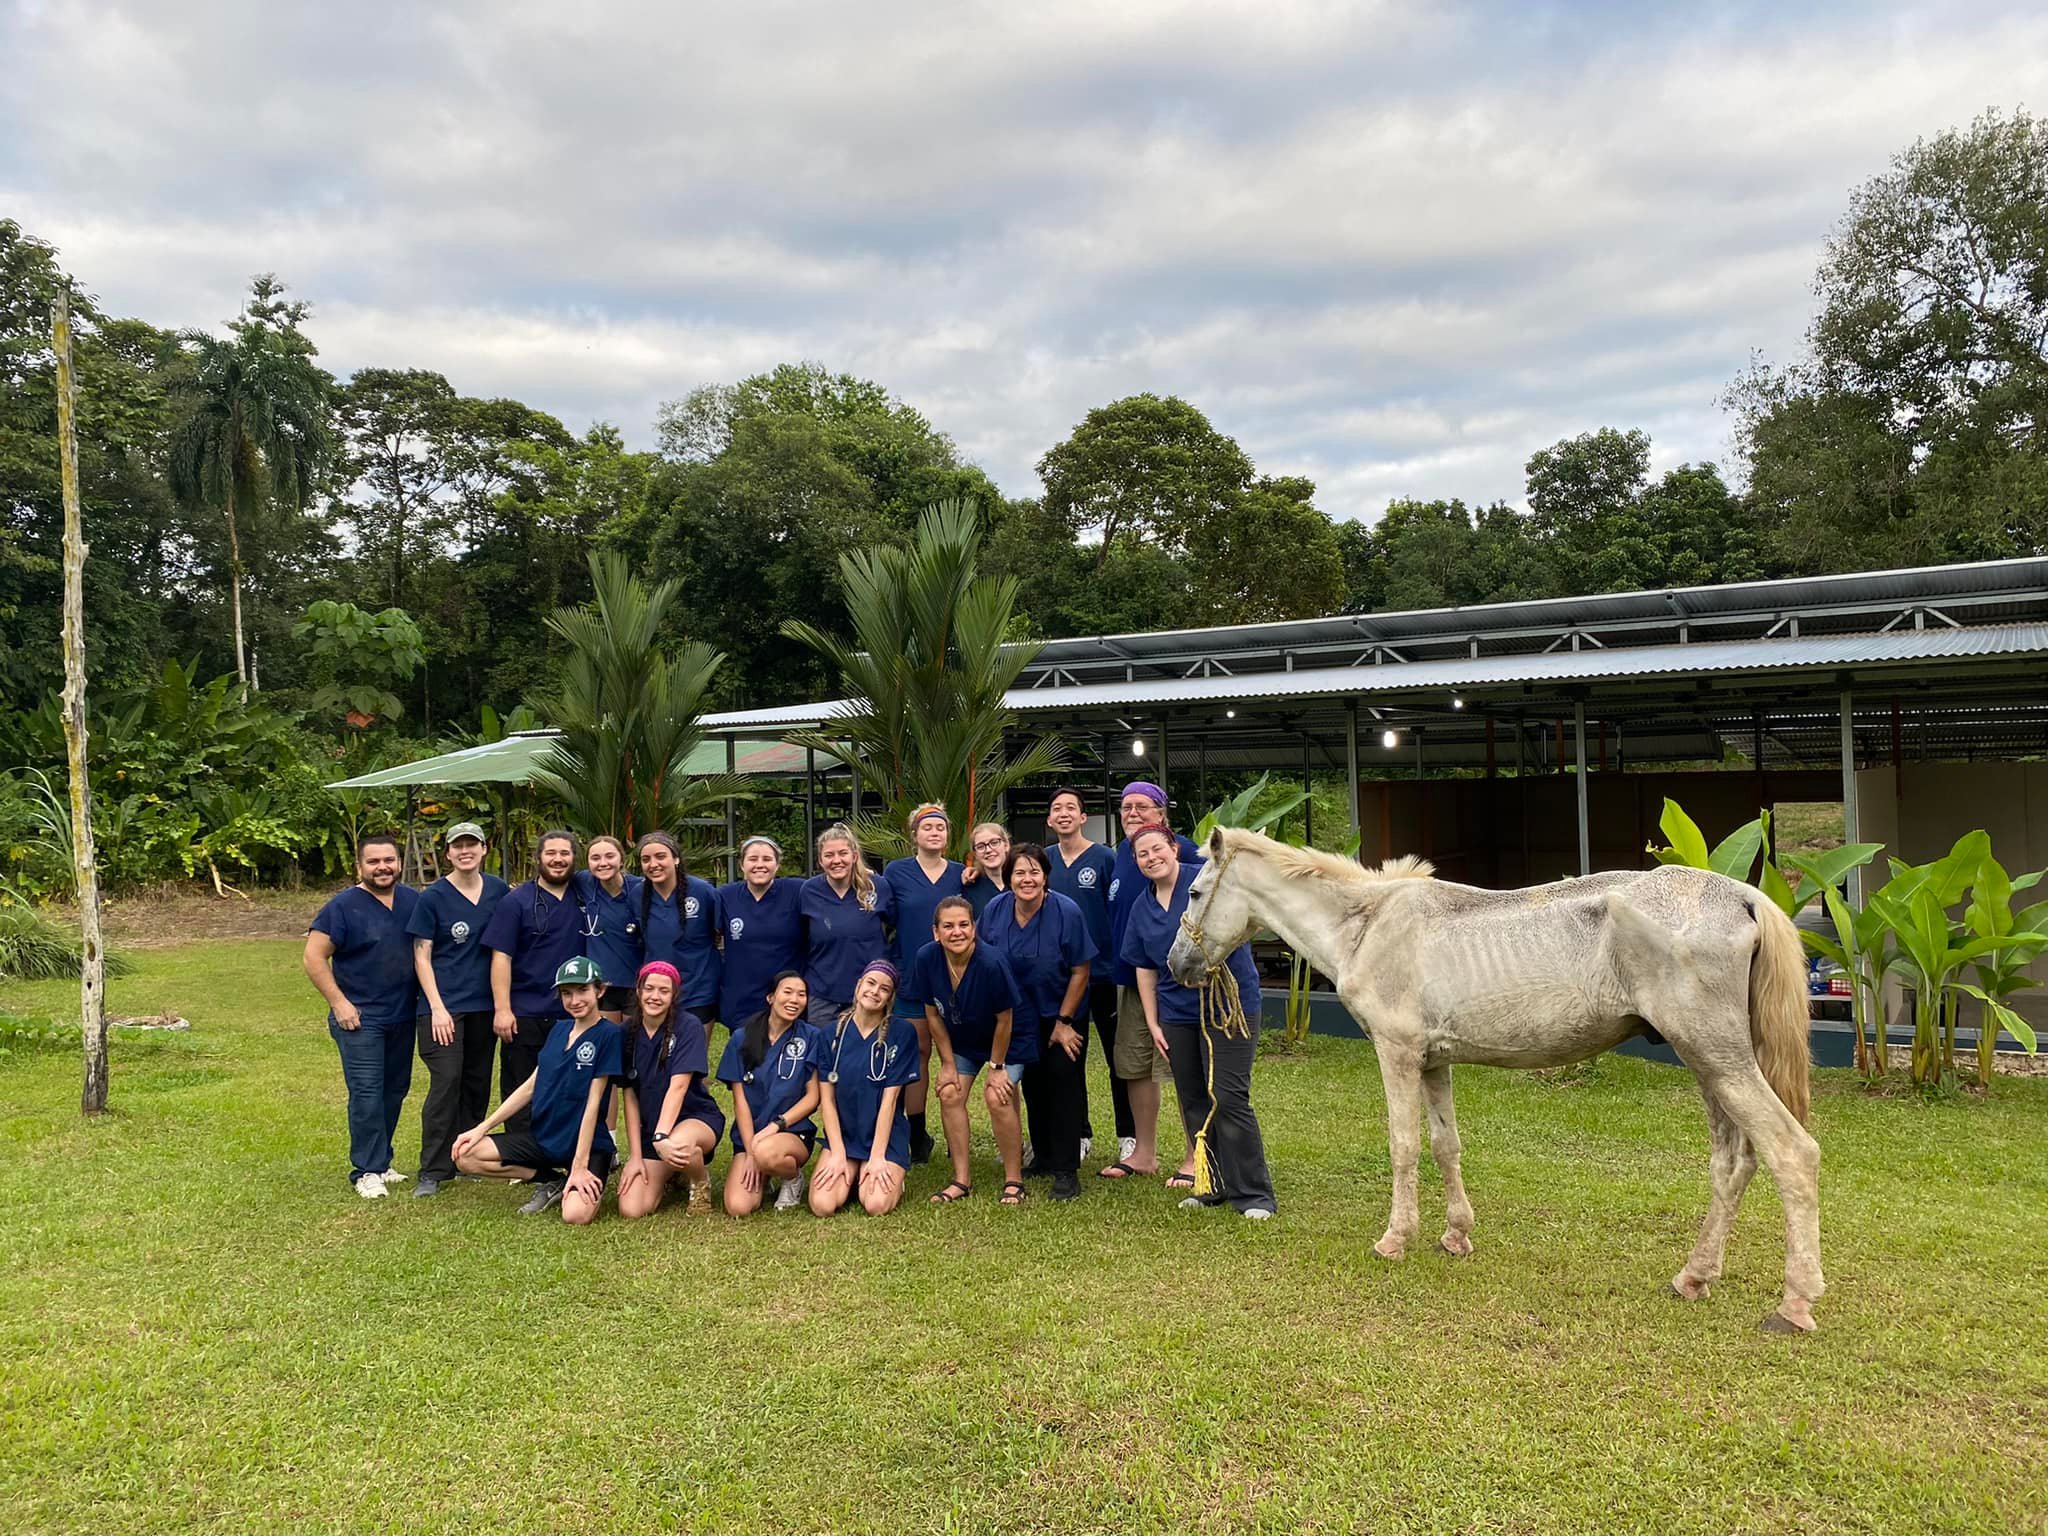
[326,732,845,790]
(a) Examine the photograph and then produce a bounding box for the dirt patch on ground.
[60,886,320,948]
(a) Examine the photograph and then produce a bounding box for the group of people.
[301,782,1276,1224]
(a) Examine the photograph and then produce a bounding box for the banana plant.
[1955,856,2046,1083]
[1782,843,1892,1078]
[1867,833,2045,1086]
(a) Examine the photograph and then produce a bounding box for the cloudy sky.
[6,1,2047,521]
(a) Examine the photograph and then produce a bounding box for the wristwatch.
[764,1115,783,1135]
[652,1130,669,1144]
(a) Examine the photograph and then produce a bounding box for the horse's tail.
[1748,896,1811,1126]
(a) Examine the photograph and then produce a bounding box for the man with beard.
[480,829,588,1135]
[304,834,422,1199]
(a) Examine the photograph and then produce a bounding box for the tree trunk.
[54,293,108,1115]
[225,478,248,696]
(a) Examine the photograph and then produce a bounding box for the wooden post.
[55,293,108,1115]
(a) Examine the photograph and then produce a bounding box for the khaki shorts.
[1112,985,1171,1083]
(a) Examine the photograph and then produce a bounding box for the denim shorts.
[949,1052,1026,1085]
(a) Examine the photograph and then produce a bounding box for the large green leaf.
[1657,798,1710,869]
[1954,984,2039,1054]
[1708,820,1764,882]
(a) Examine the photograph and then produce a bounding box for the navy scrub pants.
[331,1018,415,1182]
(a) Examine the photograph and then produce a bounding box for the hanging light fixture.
[1381,729,1400,749]
[1451,695,1465,710]
[1132,737,1146,757]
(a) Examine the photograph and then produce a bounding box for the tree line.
[2,107,2045,886]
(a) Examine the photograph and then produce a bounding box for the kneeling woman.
[914,895,1030,1206]
[617,961,724,1219]
[453,955,623,1223]
[810,960,921,1216]
[716,972,822,1216]
[1119,826,1276,1219]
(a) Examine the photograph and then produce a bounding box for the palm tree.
[783,497,1065,859]
[167,279,333,692]
[528,550,750,841]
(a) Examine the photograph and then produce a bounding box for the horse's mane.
[1215,827,1435,884]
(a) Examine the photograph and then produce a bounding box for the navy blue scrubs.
[717,1021,823,1151]
[910,940,1026,1068]
[800,874,896,1009]
[980,890,1096,1049]
[524,1018,623,1170]
[624,1011,723,1156]
[1108,834,1200,987]
[641,875,722,1018]
[1117,863,1261,1025]
[1046,843,1115,985]
[405,873,509,1013]
[310,883,422,1182]
[821,1014,921,1167]
[882,856,964,1015]
[715,876,808,1027]
[574,871,645,998]
[479,880,588,1016]
[963,873,1002,923]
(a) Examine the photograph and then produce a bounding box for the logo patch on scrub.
[1077,869,1098,889]
[1109,879,1121,902]
[575,1039,598,1066]
[450,920,471,943]
[728,917,744,940]
[785,1036,809,1061]
[685,897,700,919]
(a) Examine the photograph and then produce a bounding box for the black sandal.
[929,1180,972,1204]
[1000,1180,1027,1206]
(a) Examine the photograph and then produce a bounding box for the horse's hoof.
[1439,1231,1473,1257]
[1760,1308,1817,1335]
[1372,1236,1408,1260]
[1670,1273,1711,1301]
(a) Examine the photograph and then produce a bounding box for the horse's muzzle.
[1165,933,1205,985]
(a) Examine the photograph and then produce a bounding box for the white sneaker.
[1080,1137,1093,1162]
[1242,1207,1274,1222]
[1118,1136,1138,1164]
[374,1169,407,1186]
[353,1173,388,1200]
[774,1171,807,1211]
[1021,1140,1035,1168]
[1178,1195,1206,1210]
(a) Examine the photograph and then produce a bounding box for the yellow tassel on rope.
[1190,964,1250,1199]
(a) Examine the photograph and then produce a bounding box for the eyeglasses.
[973,838,1008,854]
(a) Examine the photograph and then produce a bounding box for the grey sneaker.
[411,1176,445,1199]
[517,1179,565,1215]
[773,1171,807,1211]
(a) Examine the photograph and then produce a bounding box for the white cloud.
[4,0,2047,522]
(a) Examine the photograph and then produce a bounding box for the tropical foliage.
[526,551,747,845]
[783,498,1065,859]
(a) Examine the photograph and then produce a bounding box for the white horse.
[1167,828,1824,1333]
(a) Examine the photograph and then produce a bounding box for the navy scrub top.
[715,876,808,1025]
[1108,833,1200,986]
[799,873,896,1005]
[573,871,646,993]
[1118,862,1262,1026]
[821,1013,921,1167]
[910,940,1028,1063]
[309,883,421,1028]
[641,875,722,1016]
[404,873,508,1014]
[881,857,964,1004]
[527,1018,623,1166]
[979,888,1097,1041]
[1046,841,1115,982]
[624,1011,721,1153]
[717,1021,823,1149]
[479,880,588,1018]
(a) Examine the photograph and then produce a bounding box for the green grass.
[4,941,2046,1535]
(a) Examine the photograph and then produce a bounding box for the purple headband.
[859,958,901,987]
[1122,780,1168,808]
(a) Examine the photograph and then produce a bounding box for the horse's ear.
[1208,826,1226,859]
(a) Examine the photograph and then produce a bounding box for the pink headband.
[637,961,683,987]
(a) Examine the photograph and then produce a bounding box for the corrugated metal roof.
[328,733,848,789]
[703,623,2048,732]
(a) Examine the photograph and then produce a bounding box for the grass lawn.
[4,939,2046,1535]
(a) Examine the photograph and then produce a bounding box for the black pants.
[1078,979,1132,1142]
[500,1016,555,1135]
[416,1011,498,1181]
[1021,1025,1088,1175]
[1162,1020,1275,1214]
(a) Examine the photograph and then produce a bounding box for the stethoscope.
[740,1024,809,1086]
[828,1015,891,1085]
